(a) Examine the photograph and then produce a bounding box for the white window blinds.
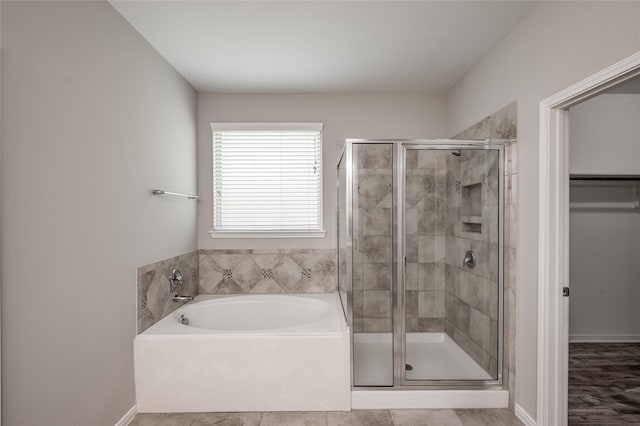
[211,123,323,236]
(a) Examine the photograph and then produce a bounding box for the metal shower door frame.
[394,141,505,388]
[340,139,507,390]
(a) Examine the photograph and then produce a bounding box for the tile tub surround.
[137,251,199,333]
[453,101,518,408]
[199,249,337,294]
[138,249,337,333]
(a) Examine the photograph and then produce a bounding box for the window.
[210,123,324,237]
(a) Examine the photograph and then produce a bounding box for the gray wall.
[1,2,197,425]
[569,94,640,341]
[197,93,447,251]
[446,1,640,418]
[569,206,640,340]
[570,94,640,174]
[0,0,3,418]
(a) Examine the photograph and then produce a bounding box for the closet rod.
[570,201,640,210]
[570,174,640,181]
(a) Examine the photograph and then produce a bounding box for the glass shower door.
[401,145,502,383]
[351,143,394,386]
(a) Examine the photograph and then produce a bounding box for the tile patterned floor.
[131,409,523,426]
[569,342,640,425]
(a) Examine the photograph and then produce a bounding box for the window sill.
[208,230,326,239]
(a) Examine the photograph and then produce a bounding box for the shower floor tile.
[353,332,491,386]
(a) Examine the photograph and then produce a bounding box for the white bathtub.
[134,293,351,413]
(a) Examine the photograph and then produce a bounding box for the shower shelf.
[461,215,483,224]
[462,222,482,233]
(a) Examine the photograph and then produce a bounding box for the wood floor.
[569,343,640,425]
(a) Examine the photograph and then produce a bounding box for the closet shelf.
[570,174,640,181]
[570,201,639,210]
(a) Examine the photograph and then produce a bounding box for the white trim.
[210,122,323,132]
[538,51,640,426]
[516,404,537,426]
[209,230,326,238]
[569,334,640,343]
[114,405,137,426]
[351,389,508,409]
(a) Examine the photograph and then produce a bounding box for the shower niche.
[461,183,483,233]
[337,139,505,389]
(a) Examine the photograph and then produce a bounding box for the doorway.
[538,51,640,426]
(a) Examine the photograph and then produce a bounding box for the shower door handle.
[403,256,407,278]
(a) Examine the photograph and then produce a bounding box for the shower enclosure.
[337,139,505,389]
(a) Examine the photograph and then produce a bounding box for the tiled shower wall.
[454,101,517,407]
[351,135,515,342]
[405,150,448,332]
[137,249,336,333]
[444,149,500,378]
[352,144,393,333]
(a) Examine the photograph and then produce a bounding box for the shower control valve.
[463,250,476,269]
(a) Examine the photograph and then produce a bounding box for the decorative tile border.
[199,249,337,294]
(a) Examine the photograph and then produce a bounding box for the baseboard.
[515,404,536,426]
[115,405,137,426]
[569,334,640,343]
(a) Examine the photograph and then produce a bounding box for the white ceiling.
[110,1,537,94]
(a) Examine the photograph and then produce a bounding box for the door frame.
[395,142,505,388]
[537,50,640,426]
